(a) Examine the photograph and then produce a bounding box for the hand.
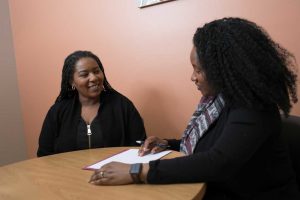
[89,162,133,185]
[138,136,169,156]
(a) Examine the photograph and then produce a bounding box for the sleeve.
[125,101,147,146]
[37,105,59,157]
[147,108,277,184]
[166,139,181,151]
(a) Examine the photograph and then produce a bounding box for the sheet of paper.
[84,149,172,170]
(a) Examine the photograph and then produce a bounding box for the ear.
[69,80,75,90]
[70,82,76,90]
[69,79,74,87]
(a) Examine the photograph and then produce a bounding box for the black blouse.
[76,118,105,150]
[37,90,146,157]
[147,105,300,199]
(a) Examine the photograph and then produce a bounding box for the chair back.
[282,115,300,188]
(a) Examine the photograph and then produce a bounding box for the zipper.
[87,124,92,149]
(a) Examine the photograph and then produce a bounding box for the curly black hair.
[193,17,298,117]
[55,50,113,103]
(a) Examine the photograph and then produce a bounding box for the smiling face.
[71,57,104,101]
[190,46,214,96]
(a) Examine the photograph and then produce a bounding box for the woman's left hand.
[89,162,133,185]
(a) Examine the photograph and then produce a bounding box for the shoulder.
[103,90,135,106]
[225,104,280,126]
[46,98,75,116]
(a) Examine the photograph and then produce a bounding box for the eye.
[94,69,101,74]
[195,69,202,74]
[78,72,88,77]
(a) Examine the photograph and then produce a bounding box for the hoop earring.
[72,85,76,90]
[102,85,106,92]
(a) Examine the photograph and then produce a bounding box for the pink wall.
[9,0,300,158]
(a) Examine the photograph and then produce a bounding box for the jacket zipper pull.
[87,124,92,149]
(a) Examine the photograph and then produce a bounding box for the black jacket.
[147,105,300,199]
[37,90,146,157]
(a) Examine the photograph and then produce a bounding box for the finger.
[139,149,151,156]
[138,141,152,156]
[138,144,144,155]
[138,145,151,156]
[94,171,113,185]
[89,173,101,184]
[90,170,110,184]
[142,137,157,152]
[93,179,103,185]
[100,163,112,172]
[151,146,163,154]
[139,144,154,156]
[89,171,98,183]
[93,177,109,185]
[143,137,156,149]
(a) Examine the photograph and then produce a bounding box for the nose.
[191,71,196,82]
[89,73,98,82]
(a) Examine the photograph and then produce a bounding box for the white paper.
[85,149,172,170]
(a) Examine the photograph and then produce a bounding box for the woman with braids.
[37,51,146,157]
[89,18,300,199]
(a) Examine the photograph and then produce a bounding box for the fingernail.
[88,175,95,183]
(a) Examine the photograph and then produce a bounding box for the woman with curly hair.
[89,18,299,199]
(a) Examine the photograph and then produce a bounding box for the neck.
[79,95,100,106]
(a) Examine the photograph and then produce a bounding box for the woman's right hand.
[138,136,169,156]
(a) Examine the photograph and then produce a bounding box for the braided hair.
[55,50,113,103]
[193,17,298,117]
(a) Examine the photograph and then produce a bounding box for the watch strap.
[130,163,143,184]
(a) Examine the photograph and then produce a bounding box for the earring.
[102,85,106,92]
[72,85,76,90]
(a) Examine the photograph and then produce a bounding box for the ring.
[100,171,105,178]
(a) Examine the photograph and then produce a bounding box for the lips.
[195,84,201,90]
[89,84,99,89]
[88,84,100,91]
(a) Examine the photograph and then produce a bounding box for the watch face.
[130,163,142,174]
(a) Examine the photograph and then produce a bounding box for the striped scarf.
[180,94,225,155]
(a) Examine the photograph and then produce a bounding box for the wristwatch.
[129,163,143,184]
